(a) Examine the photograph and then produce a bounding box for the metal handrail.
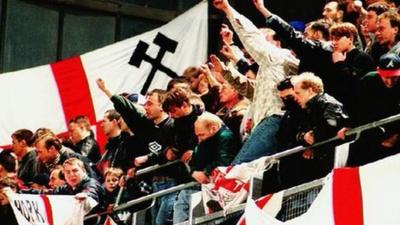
[136,159,181,176]
[262,113,400,166]
[84,181,199,220]
[84,113,400,221]
[188,114,400,224]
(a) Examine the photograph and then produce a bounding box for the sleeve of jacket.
[227,9,294,67]
[265,14,324,58]
[110,95,154,135]
[203,131,236,175]
[313,102,349,143]
[223,65,255,100]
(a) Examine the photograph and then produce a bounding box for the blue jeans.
[232,115,281,165]
[173,186,201,224]
[151,178,177,225]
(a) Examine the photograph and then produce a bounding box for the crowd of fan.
[1,0,400,224]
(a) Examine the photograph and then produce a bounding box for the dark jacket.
[17,150,41,185]
[73,135,101,164]
[265,15,334,85]
[298,93,348,144]
[330,48,375,112]
[348,72,400,166]
[21,176,106,218]
[173,104,203,156]
[39,147,99,180]
[110,95,174,163]
[201,86,221,114]
[54,176,105,205]
[354,72,400,126]
[189,125,238,176]
[265,15,374,110]
[296,93,348,181]
[97,132,136,173]
[110,95,189,183]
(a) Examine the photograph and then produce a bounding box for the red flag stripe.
[238,194,274,225]
[50,57,105,154]
[50,57,96,126]
[333,167,364,225]
[255,194,273,208]
[40,195,54,225]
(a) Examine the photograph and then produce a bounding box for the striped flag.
[0,1,208,149]
[243,153,400,225]
[5,190,84,225]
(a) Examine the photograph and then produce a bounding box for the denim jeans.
[173,186,201,224]
[232,115,281,165]
[151,178,177,225]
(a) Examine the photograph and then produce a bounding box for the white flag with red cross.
[0,1,208,150]
[242,153,400,225]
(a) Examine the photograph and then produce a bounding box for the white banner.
[5,190,84,225]
[243,153,400,225]
[0,1,208,147]
[201,156,268,214]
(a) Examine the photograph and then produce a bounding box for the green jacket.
[189,125,239,175]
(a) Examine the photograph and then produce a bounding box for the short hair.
[182,66,201,79]
[162,87,191,112]
[63,157,86,172]
[147,89,167,104]
[378,10,400,30]
[367,2,390,15]
[105,109,121,122]
[307,20,332,41]
[104,167,124,178]
[166,77,191,91]
[277,77,294,91]
[41,136,63,152]
[195,112,223,130]
[11,129,34,147]
[0,176,18,190]
[291,72,324,94]
[68,115,91,131]
[32,127,56,145]
[0,150,16,173]
[329,22,358,40]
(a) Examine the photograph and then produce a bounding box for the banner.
[0,1,208,148]
[201,156,268,214]
[237,192,283,225]
[5,190,84,225]
[242,153,400,225]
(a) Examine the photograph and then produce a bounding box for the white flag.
[5,190,84,225]
[243,153,400,225]
[0,1,208,148]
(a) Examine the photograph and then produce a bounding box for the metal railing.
[84,113,400,223]
[261,113,400,166]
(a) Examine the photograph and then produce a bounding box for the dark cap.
[377,53,400,77]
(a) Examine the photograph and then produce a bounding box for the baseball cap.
[377,53,400,77]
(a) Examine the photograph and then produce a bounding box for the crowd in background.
[1,0,400,224]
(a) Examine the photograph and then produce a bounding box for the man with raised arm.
[213,0,299,164]
[96,79,185,225]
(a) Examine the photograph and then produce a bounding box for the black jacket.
[265,15,374,109]
[73,135,101,164]
[110,95,174,163]
[173,104,203,156]
[296,93,348,182]
[298,93,348,144]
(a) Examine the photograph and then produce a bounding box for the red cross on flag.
[0,1,208,148]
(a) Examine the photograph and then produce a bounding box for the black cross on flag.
[129,32,179,95]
